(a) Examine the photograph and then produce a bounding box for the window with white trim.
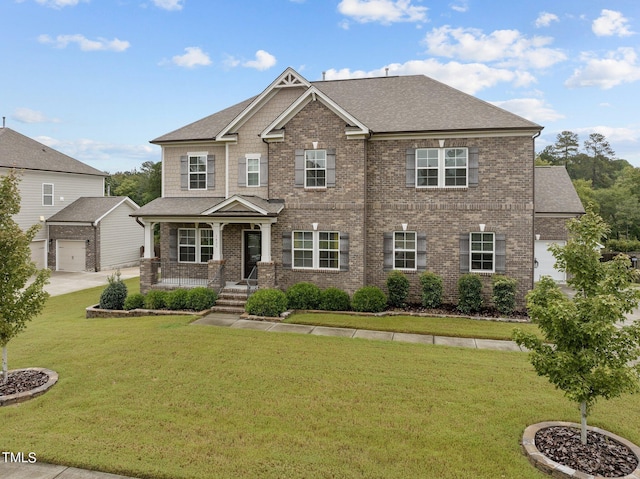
[293,230,339,269]
[178,228,214,263]
[394,231,416,270]
[189,153,207,190]
[246,155,260,187]
[470,232,495,272]
[42,183,54,206]
[416,148,467,188]
[305,149,326,188]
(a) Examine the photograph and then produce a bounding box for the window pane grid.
[247,157,259,186]
[305,150,327,188]
[416,148,467,188]
[393,231,417,270]
[470,232,494,272]
[292,230,339,269]
[189,155,207,189]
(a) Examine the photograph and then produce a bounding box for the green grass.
[285,312,542,341]
[2,279,639,478]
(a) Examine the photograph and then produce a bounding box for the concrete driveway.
[41,266,140,297]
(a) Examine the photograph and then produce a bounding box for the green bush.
[351,286,387,313]
[457,274,483,314]
[144,290,168,310]
[386,271,410,308]
[99,272,128,310]
[186,287,217,311]
[166,288,190,310]
[286,282,322,310]
[245,288,288,317]
[123,293,145,311]
[492,275,517,316]
[420,271,443,308]
[319,287,351,311]
[606,238,640,253]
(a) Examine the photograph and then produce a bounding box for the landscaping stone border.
[0,368,58,407]
[522,421,640,479]
[85,305,211,319]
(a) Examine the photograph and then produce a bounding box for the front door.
[244,230,261,279]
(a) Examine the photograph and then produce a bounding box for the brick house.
[134,67,578,308]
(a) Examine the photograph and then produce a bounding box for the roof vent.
[385,68,389,77]
[322,71,326,81]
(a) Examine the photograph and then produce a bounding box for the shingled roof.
[0,127,107,176]
[46,197,138,223]
[535,166,585,215]
[151,69,541,143]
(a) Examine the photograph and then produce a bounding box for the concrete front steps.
[211,285,249,314]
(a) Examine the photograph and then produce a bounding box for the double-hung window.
[42,183,54,206]
[178,228,214,263]
[293,230,339,270]
[416,148,468,188]
[189,153,207,190]
[394,231,416,270]
[470,232,495,272]
[305,149,326,188]
[246,156,260,187]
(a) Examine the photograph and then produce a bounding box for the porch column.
[260,222,271,262]
[209,222,223,261]
[143,221,155,259]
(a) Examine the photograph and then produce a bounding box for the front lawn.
[2,281,639,479]
[285,312,542,340]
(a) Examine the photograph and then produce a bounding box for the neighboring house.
[46,196,142,271]
[534,166,585,282]
[0,127,143,271]
[134,67,577,308]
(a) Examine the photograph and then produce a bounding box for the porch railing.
[246,265,258,297]
[152,259,208,288]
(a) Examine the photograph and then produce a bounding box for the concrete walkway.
[42,266,140,297]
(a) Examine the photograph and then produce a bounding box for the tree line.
[105,160,161,207]
[538,131,640,246]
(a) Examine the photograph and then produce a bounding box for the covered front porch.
[134,195,283,294]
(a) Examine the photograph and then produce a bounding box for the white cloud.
[38,34,130,52]
[535,12,559,28]
[12,108,60,124]
[565,47,640,89]
[152,0,184,11]
[323,59,536,95]
[451,3,468,13]
[337,0,427,24]
[31,0,87,8]
[242,50,277,71]
[574,126,640,144]
[592,9,633,37]
[423,26,566,70]
[490,98,564,123]
[170,47,212,68]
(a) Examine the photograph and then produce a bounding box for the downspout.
[531,129,542,287]
[93,221,99,272]
[225,142,229,199]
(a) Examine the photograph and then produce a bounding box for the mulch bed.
[536,426,639,477]
[398,303,530,321]
[0,370,49,396]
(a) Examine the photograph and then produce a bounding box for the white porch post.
[143,221,155,258]
[260,222,271,262]
[210,222,223,260]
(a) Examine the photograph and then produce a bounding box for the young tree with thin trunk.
[514,208,640,445]
[0,169,50,384]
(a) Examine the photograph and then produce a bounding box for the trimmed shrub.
[123,293,145,311]
[420,271,443,308]
[286,282,322,310]
[319,287,351,311]
[144,289,168,310]
[186,287,217,311]
[99,272,128,310]
[457,274,483,314]
[386,271,410,308]
[166,288,190,311]
[351,286,387,313]
[245,288,288,317]
[492,275,517,316]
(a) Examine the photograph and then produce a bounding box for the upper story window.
[42,183,54,206]
[415,148,468,188]
[246,155,260,187]
[189,153,207,190]
[293,230,339,270]
[393,231,416,270]
[470,232,495,273]
[305,149,326,188]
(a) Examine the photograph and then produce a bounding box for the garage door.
[535,240,566,282]
[29,240,47,270]
[57,240,86,272]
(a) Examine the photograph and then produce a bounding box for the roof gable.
[46,196,138,223]
[535,166,585,215]
[0,128,107,176]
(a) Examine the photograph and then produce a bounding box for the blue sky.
[2,0,640,172]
